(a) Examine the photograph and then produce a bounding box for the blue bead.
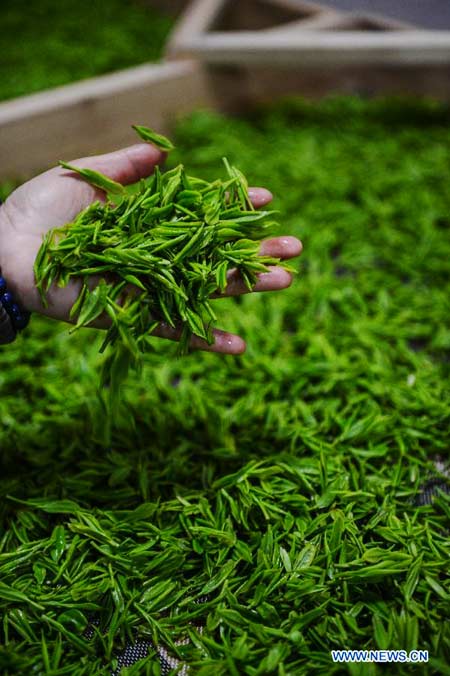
[1,291,13,307]
[8,302,30,330]
[14,315,30,330]
[0,279,31,331]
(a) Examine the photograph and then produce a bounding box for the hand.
[0,144,302,354]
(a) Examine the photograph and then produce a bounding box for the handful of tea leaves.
[34,126,281,394]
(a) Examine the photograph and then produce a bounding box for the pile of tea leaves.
[34,127,280,399]
[0,97,449,676]
[0,0,173,102]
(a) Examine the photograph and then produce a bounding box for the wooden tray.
[165,0,450,111]
[167,0,450,66]
[0,61,216,181]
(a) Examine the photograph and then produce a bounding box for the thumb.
[68,143,166,186]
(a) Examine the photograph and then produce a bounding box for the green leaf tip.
[132,125,175,152]
[59,161,125,195]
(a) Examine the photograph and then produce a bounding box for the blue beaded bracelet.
[0,277,30,331]
[0,200,31,340]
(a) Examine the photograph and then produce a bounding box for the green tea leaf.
[74,279,110,328]
[59,161,125,195]
[132,125,175,151]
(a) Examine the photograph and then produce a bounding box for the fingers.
[217,236,302,298]
[248,187,273,208]
[259,236,302,259]
[67,143,166,186]
[224,265,293,297]
[151,323,246,355]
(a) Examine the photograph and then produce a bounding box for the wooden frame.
[167,0,450,65]
[169,31,450,67]
[165,0,450,111]
[0,61,215,181]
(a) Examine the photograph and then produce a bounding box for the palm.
[0,144,302,353]
[9,169,102,235]
[0,167,106,321]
